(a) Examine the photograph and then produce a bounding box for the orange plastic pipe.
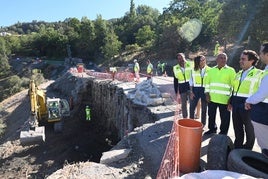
[177,119,203,173]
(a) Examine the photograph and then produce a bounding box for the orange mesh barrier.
[156,104,181,178]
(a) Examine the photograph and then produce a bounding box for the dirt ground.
[0,81,114,178]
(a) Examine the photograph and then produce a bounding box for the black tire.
[207,134,234,170]
[227,149,268,178]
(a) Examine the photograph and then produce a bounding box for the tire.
[227,149,268,178]
[207,134,234,170]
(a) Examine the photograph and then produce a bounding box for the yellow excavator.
[20,80,70,145]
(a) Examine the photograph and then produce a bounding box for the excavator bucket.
[20,126,45,146]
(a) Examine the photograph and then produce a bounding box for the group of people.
[173,43,268,158]
[133,59,166,83]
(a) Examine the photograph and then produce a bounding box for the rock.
[100,149,132,164]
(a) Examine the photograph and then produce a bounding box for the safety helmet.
[134,59,137,62]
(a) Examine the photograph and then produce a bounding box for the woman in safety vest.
[189,55,211,126]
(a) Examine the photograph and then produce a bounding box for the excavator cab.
[47,99,61,121]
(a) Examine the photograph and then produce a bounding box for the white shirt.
[241,66,254,81]
[246,65,268,104]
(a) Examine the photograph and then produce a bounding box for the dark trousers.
[207,101,230,134]
[232,107,255,149]
[190,87,207,125]
[180,91,189,118]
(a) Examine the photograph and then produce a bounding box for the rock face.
[47,71,176,178]
[52,71,162,141]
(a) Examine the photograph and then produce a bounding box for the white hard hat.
[134,59,137,62]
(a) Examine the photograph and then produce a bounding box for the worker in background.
[214,41,220,56]
[146,59,154,80]
[161,62,167,77]
[204,53,236,135]
[189,55,211,126]
[229,50,261,150]
[110,67,117,80]
[245,43,268,158]
[133,59,140,82]
[173,53,192,118]
[157,61,162,76]
[85,105,91,121]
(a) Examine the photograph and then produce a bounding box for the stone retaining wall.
[52,72,157,141]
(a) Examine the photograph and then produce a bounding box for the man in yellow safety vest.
[229,50,261,149]
[133,59,140,82]
[85,105,91,121]
[245,43,268,158]
[146,59,154,80]
[173,53,192,118]
[204,53,236,135]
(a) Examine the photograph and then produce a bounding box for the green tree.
[3,75,22,96]
[218,0,266,45]
[0,38,10,78]
[101,28,122,59]
[135,25,155,48]
[76,17,96,60]
[94,15,108,56]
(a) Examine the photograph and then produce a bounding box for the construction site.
[0,57,267,179]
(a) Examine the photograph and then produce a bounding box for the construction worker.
[214,41,220,56]
[229,50,261,149]
[146,59,154,80]
[245,43,268,158]
[189,55,211,126]
[156,61,161,76]
[133,59,140,82]
[204,53,236,135]
[85,105,91,121]
[173,53,192,118]
[161,62,167,76]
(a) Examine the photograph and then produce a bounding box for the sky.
[0,0,171,27]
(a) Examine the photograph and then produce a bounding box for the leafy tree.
[101,28,122,60]
[0,38,10,78]
[94,15,108,56]
[76,17,96,60]
[3,75,22,96]
[135,25,155,48]
[218,0,267,45]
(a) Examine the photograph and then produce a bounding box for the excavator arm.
[20,80,46,146]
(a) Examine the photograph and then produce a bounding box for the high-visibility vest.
[191,65,211,87]
[157,63,162,69]
[134,63,140,72]
[252,70,268,103]
[173,61,192,83]
[147,63,153,74]
[233,67,263,98]
[205,65,236,104]
[161,63,166,72]
[85,107,90,115]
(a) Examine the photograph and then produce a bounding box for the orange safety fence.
[115,72,134,82]
[156,104,181,179]
[84,70,135,82]
[86,71,113,79]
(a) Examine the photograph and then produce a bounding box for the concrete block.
[100,149,132,164]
